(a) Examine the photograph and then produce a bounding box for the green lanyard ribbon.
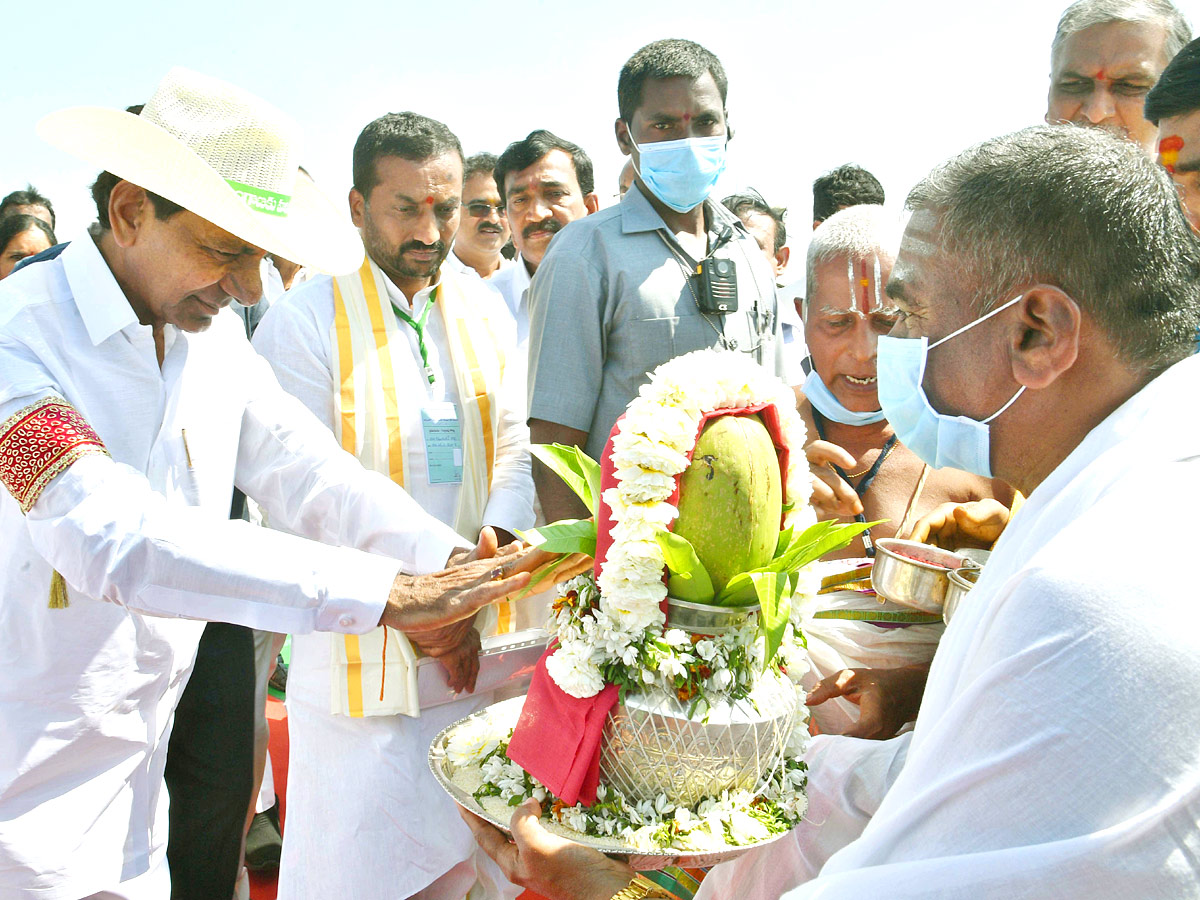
[391,286,437,385]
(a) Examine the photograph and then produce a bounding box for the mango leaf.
[774,526,794,559]
[530,443,602,517]
[717,519,885,605]
[518,519,596,558]
[779,519,885,572]
[510,552,571,600]
[654,530,716,604]
[749,571,791,665]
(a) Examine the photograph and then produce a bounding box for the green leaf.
[530,443,602,516]
[716,519,886,605]
[750,571,791,665]
[774,526,794,559]
[518,519,597,557]
[654,530,716,604]
[509,552,570,600]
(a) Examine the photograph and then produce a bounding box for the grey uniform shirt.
[526,184,785,461]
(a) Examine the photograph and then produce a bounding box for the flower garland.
[546,350,818,700]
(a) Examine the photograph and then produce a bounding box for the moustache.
[522,219,562,240]
[399,240,446,255]
[477,222,504,234]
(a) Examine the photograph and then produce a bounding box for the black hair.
[722,191,787,253]
[352,112,463,198]
[91,105,184,230]
[617,39,728,123]
[464,152,499,182]
[1146,35,1200,124]
[812,164,885,223]
[493,130,594,205]
[0,213,56,257]
[0,185,55,230]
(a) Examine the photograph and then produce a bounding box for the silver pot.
[943,565,980,625]
[666,597,758,635]
[870,539,967,614]
[598,672,798,807]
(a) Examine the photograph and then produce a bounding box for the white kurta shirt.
[702,353,1200,900]
[0,235,464,900]
[489,253,533,345]
[252,263,533,899]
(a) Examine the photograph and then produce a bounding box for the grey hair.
[805,204,901,312]
[1052,0,1192,61]
[906,124,1200,374]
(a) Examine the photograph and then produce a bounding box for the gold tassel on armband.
[48,570,69,609]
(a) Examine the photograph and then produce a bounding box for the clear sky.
[5,0,1199,277]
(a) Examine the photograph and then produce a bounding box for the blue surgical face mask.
[876,294,1026,478]
[802,367,886,425]
[628,132,727,213]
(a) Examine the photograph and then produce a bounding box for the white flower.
[728,810,770,844]
[445,717,502,767]
[546,646,606,699]
[694,639,718,661]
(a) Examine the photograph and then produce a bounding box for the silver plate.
[428,696,792,870]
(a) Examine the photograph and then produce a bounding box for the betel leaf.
[654,530,716,604]
[530,443,602,517]
[518,519,597,558]
[510,552,577,601]
[749,571,791,665]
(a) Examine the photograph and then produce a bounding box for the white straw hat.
[36,67,363,275]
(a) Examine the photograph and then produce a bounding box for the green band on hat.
[226,179,291,217]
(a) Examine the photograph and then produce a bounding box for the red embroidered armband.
[0,397,109,513]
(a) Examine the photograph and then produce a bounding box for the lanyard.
[813,412,898,558]
[391,286,437,385]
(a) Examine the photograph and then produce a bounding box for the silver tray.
[428,695,792,870]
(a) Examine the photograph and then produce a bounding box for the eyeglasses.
[464,201,506,218]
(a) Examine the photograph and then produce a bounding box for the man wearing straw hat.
[0,68,577,900]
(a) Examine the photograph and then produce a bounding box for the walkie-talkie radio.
[695,225,738,314]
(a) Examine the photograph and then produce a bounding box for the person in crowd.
[811,163,884,229]
[491,130,599,344]
[466,122,1200,900]
[1146,34,1200,226]
[0,213,55,279]
[527,39,784,522]
[617,157,636,197]
[794,204,1016,737]
[0,184,55,230]
[722,189,806,382]
[0,68,570,900]
[1046,0,1191,155]
[253,111,537,900]
[449,151,511,280]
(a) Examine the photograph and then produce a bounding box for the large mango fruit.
[673,414,782,594]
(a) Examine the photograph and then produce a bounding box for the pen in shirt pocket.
[181,429,195,470]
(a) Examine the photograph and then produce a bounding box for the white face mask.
[876,294,1026,477]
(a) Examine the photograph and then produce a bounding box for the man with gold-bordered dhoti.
[254,112,536,900]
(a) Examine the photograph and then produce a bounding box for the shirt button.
[338,615,354,628]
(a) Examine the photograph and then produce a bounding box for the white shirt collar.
[61,232,139,346]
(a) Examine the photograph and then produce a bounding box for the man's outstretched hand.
[460,799,634,900]
[380,527,592,636]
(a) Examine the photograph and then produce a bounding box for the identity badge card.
[421,402,464,484]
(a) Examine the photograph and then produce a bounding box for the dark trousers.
[164,621,256,900]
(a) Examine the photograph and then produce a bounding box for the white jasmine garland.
[547,350,816,700]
